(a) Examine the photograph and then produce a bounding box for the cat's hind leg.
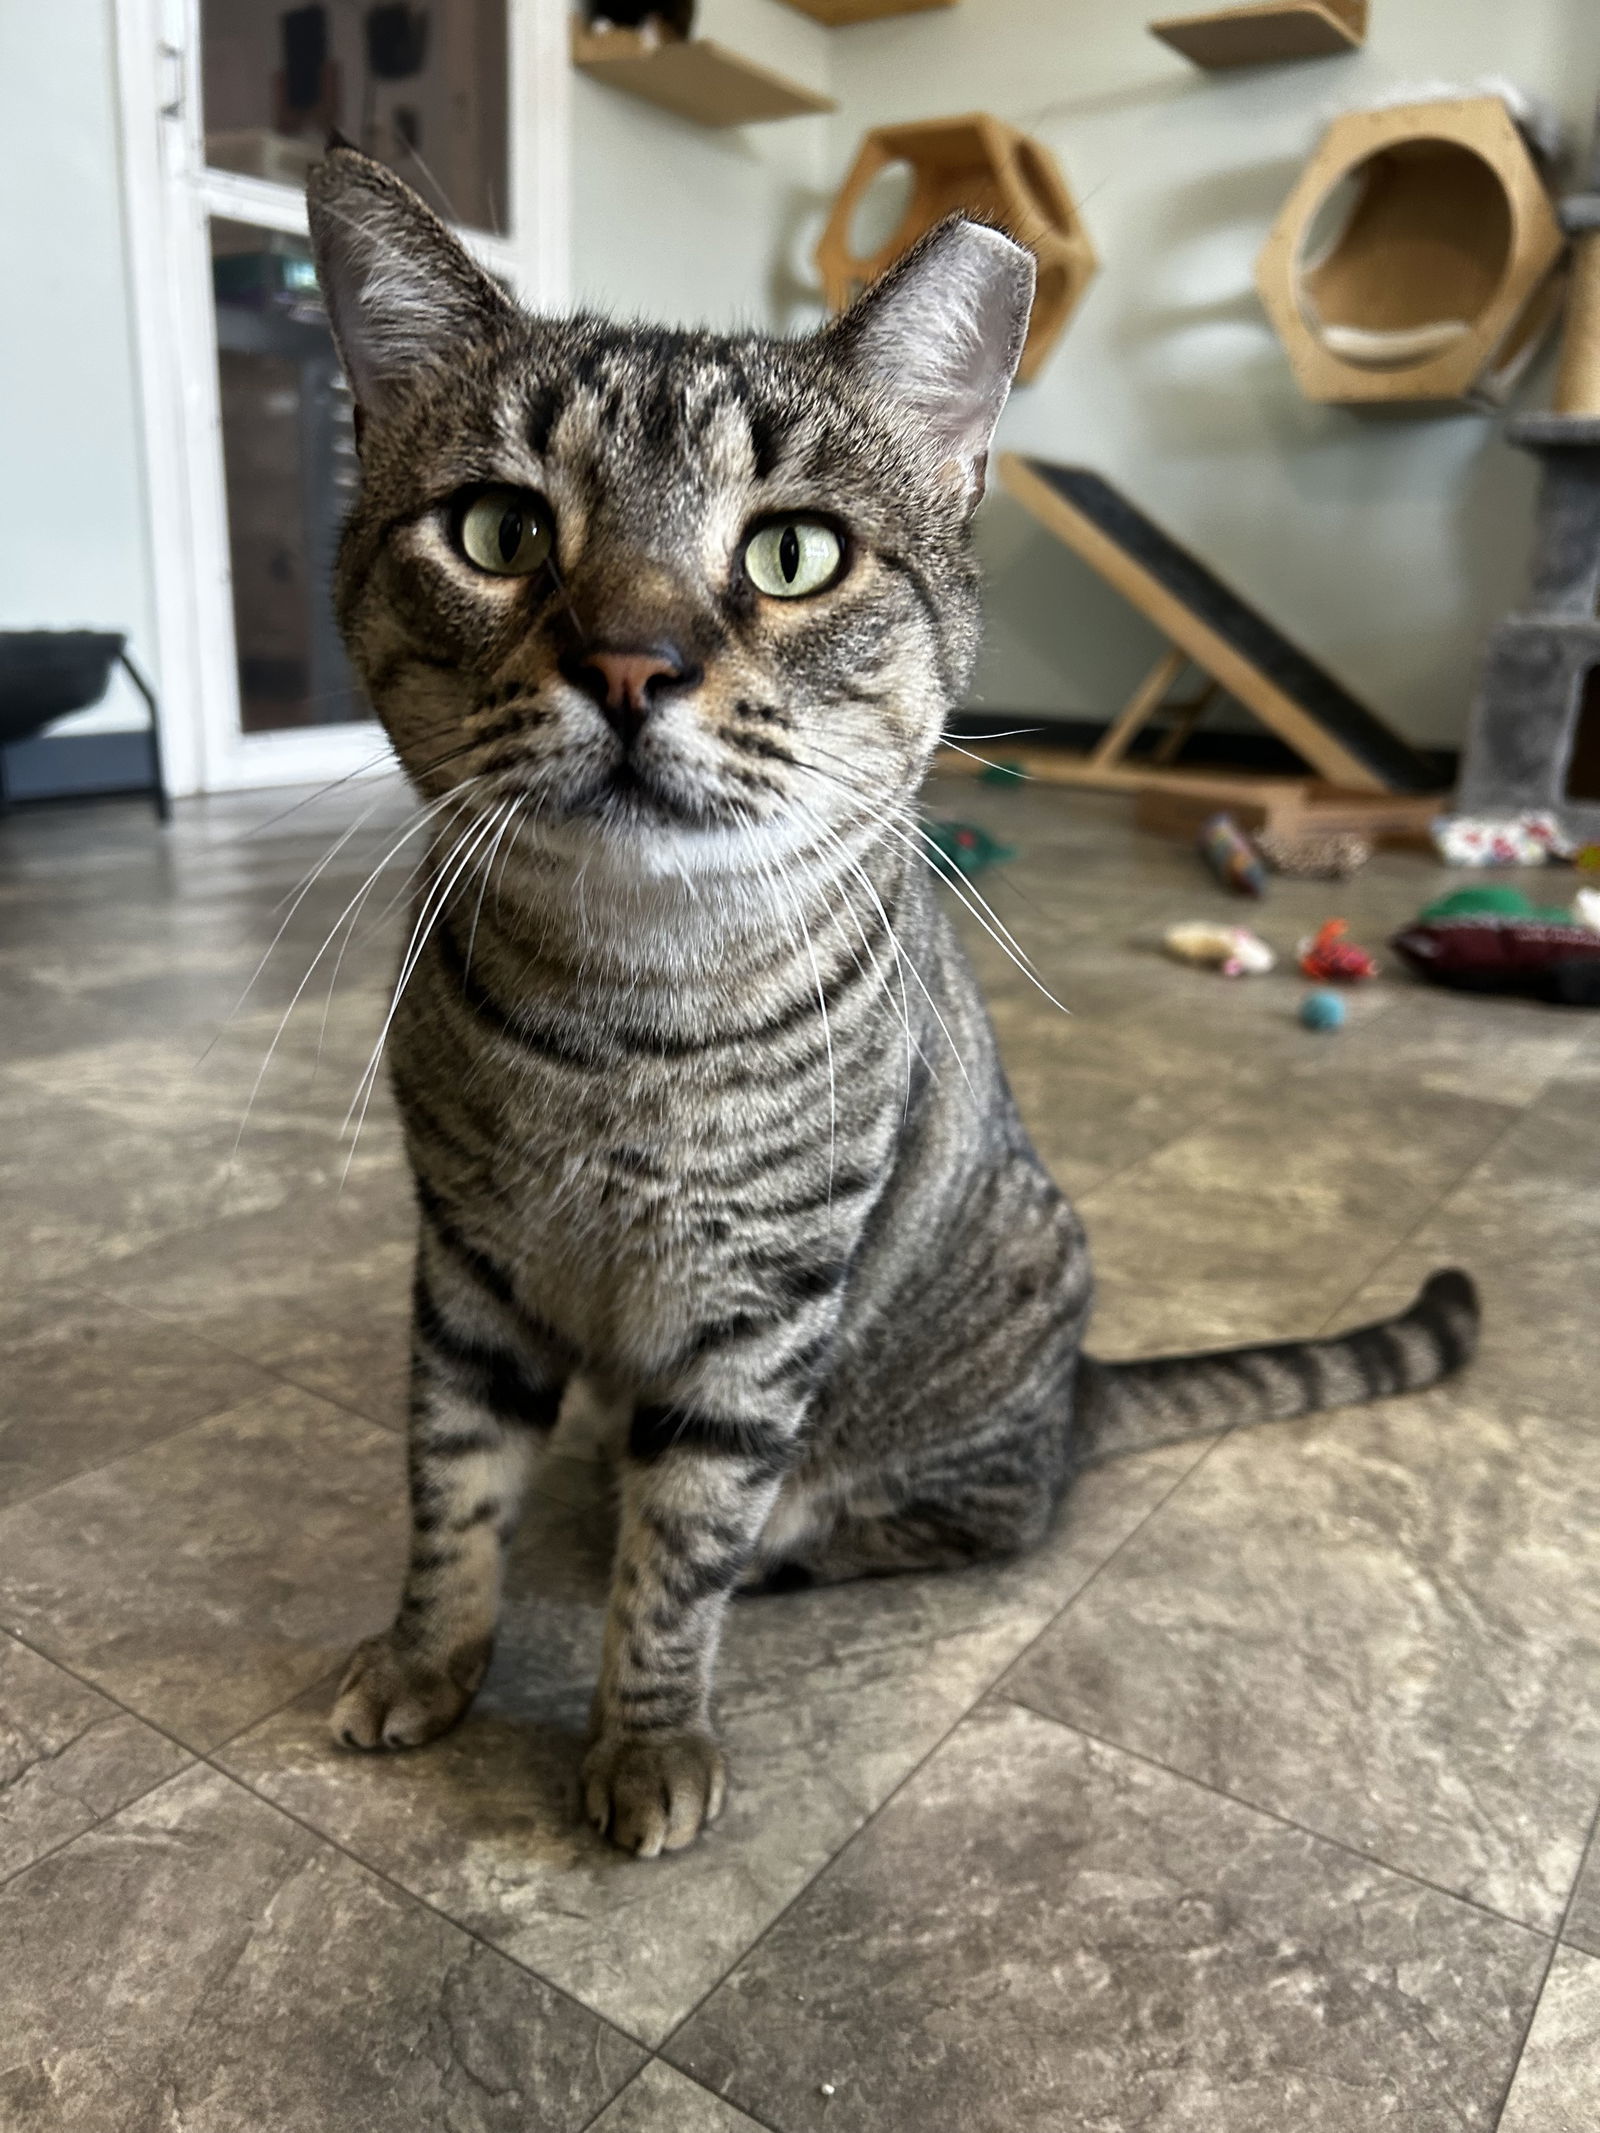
[332,1206,573,1750]
[745,1465,1054,1590]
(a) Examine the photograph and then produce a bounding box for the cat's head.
[307,147,1032,882]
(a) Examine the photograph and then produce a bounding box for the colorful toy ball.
[1298,919,1378,982]
[1299,989,1347,1031]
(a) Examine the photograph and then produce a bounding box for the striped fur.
[308,149,1480,1855]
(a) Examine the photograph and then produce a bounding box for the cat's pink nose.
[563,645,698,746]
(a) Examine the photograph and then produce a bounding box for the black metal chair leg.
[117,650,170,822]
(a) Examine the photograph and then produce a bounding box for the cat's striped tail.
[1072,1268,1480,1465]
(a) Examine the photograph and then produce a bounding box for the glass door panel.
[210,218,365,733]
[201,1,509,234]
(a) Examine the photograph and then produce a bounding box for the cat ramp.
[971,455,1445,833]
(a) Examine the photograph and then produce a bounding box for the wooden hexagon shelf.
[816,113,1097,384]
[1256,96,1567,408]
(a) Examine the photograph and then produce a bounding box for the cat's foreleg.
[582,1358,813,1855]
[331,1218,571,1750]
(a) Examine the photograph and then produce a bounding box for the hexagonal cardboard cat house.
[817,113,1097,384]
[1256,96,1567,408]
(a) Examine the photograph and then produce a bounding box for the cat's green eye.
[457,488,553,577]
[743,517,844,600]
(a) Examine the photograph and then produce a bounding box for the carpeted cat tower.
[1457,102,1600,841]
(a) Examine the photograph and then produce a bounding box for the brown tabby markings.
[307,148,1479,1856]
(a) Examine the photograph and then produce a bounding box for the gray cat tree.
[1458,106,1600,839]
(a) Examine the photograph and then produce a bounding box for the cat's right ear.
[306,145,518,420]
[833,217,1035,507]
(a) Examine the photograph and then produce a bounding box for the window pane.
[211,219,369,734]
[201,1,508,235]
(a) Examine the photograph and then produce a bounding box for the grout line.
[654,1437,1222,2064]
[0,1357,397,1527]
[65,1272,412,1434]
[1000,1689,1560,1944]
[1488,1789,1600,2132]
[569,2055,787,2133]
[205,1751,659,2057]
[1306,1100,1538,1340]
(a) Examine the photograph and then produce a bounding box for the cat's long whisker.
[310,789,470,1086]
[762,862,838,1211]
[342,807,493,1129]
[784,745,1062,1013]
[341,798,510,1169]
[936,737,1035,779]
[787,772,977,1102]
[784,790,927,1105]
[244,747,399,843]
[253,720,503,945]
[789,743,1059,1004]
[465,797,524,983]
[882,815,1071,1017]
[227,784,482,1157]
[199,792,395,1067]
[797,737,1053,924]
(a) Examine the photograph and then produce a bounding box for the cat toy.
[1253,828,1371,880]
[1162,922,1275,977]
[1298,919,1378,982]
[928,820,1014,879]
[1198,812,1266,897]
[1300,990,1347,1031]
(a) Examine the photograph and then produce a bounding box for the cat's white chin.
[548,806,822,885]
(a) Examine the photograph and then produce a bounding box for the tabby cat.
[306,146,1479,1857]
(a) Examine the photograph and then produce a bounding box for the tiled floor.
[1,774,1596,2131]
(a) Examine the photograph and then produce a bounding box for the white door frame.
[114,0,570,797]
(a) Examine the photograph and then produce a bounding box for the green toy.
[928,820,1015,878]
[1418,886,1579,927]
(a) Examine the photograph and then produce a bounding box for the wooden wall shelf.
[571,26,834,127]
[1150,0,1366,69]
[776,0,956,23]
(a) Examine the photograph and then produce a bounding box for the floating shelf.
[1150,0,1366,68]
[776,0,956,24]
[571,25,834,126]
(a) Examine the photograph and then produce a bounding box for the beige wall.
[824,0,1599,745]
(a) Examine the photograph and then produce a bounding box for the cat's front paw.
[582,1728,727,1856]
[329,1629,490,1750]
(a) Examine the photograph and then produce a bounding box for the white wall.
[571,0,831,329]
[0,0,157,737]
[826,0,1600,746]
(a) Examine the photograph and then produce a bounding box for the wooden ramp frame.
[980,454,1447,833]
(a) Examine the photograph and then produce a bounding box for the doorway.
[115,0,569,794]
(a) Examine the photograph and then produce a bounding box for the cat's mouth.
[571,757,721,833]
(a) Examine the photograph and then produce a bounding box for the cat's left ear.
[834,218,1035,506]
[306,143,519,419]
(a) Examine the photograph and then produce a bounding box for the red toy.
[1298,919,1378,982]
